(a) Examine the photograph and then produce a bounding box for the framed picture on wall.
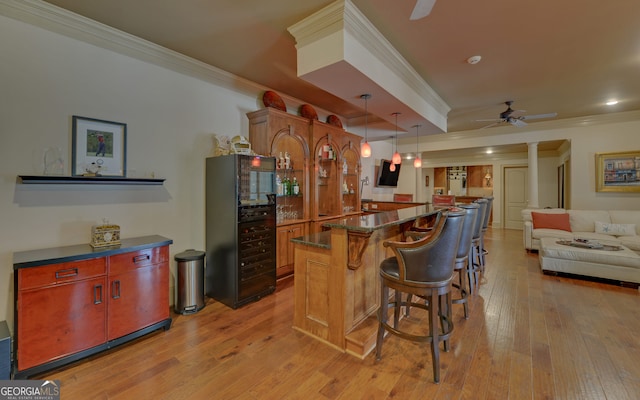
[595,151,640,192]
[72,116,127,177]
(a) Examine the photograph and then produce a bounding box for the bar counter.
[291,205,438,359]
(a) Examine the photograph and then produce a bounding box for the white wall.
[0,14,263,328]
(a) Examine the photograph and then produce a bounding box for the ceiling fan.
[477,101,558,129]
[410,0,436,20]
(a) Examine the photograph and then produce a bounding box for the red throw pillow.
[531,212,572,232]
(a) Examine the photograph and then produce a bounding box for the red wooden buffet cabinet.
[13,235,172,378]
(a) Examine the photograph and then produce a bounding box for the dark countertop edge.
[294,206,438,248]
[291,231,331,250]
[13,235,173,269]
[322,205,436,233]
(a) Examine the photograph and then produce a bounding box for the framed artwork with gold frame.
[595,151,640,192]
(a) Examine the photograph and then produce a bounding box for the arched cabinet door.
[340,142,361,215]
[311,129,341,220]
[271,127,309,224]
[247,107,310,224]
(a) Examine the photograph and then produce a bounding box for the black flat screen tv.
[377,159,401,187]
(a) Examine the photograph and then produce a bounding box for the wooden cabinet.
[107,247,170,340]
[248,107,362,272]
[340,135,362,215]
[17,258,107,371]
[248,107,310,226]
[434,167,447,193]
[276,222,306,278]
[13,236,172,378]
[309,120,361,225]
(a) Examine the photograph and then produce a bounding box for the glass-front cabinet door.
[341,145,360,215]
[313,135,341,219]
[271,132,308,225]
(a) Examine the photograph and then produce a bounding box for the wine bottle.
[292,177,299,195]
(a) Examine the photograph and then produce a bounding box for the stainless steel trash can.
[175,249,205,315]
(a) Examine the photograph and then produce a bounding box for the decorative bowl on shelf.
[299,104,318,120]
[262,90,286,112]
[326,115,343,128]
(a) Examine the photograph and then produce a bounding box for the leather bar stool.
[470,198,488,294]
[479,196,494,268]
[452,203,479,319]
[376,209,465,383]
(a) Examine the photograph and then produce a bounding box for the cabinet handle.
[111,280,121,299]
[94,284,103,305]
[133,254,150,264]
[55,268,78,279]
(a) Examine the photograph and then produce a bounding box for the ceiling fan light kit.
[477,101,557,129]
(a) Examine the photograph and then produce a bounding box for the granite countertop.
[322,204,435,233]
[292,205,438,248]
[13,235,173,269]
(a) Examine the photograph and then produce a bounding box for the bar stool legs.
[376,284,453,383]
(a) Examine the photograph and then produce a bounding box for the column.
[527,142,539,208]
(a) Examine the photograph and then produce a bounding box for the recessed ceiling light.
[486,149,493,154]
[467,55,482,65]
[606,100,619,106]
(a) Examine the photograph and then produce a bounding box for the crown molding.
[0,0,266,98]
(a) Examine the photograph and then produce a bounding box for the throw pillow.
[531,212,572,232]
[594,221,636,236]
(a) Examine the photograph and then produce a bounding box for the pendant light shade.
[391,112,402,165]
[413,124,422,168]
[392,151,402,165]
[360,94,371,158]
[361,142,371,158]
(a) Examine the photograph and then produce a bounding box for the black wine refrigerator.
[205,154,277,309]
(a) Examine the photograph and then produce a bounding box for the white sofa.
[522,208,640,254]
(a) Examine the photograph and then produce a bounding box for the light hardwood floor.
[37,228,640,399]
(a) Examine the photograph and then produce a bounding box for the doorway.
[503,166,528,230]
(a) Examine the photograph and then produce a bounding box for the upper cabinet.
[310,120,342,221]
[340,133,361,216]
[248,108,310,225]
[247,107,361,233]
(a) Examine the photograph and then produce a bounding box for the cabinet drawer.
[109,246,169,274]
[18,258,106,290]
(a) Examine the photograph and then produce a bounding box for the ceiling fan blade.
[509,118,528,127]
[410,0,436,20]
[480,122,501,129]
[520,112,558,120]
[475,118,502,122]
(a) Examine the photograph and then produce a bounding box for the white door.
[504,166,528,230]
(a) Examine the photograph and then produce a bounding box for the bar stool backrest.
[481,196,494,231]
[472,199,488,241]
[455,203,480,259]
[389,209,465,284]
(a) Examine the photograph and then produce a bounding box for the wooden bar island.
[291,205,437,359]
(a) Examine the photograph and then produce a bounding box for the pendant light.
[413,124,422,168]
[391,112,402,165]
[388,136,396,172]
[360,94,372,158]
